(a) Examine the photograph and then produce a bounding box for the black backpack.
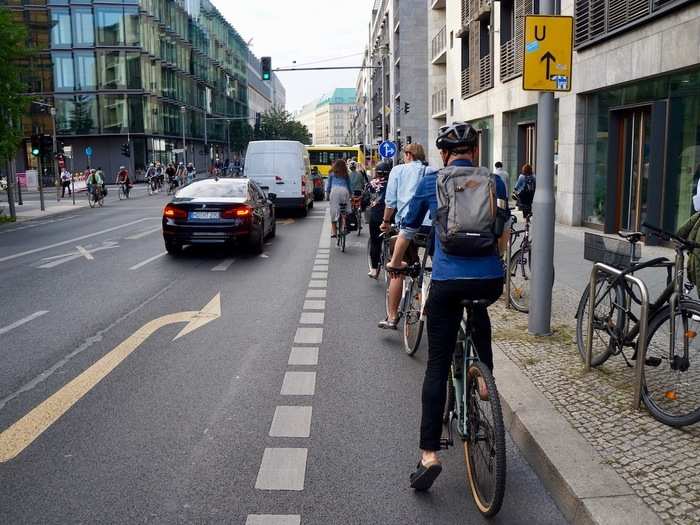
[515,175,536,208]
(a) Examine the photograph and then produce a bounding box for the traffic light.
[121,143,131,157]
[406,136,412,144]
[254,112,261,130]
[404,102,411,114]
[30,135,40,157]
[261,57,271,81]
[40,134,53,156]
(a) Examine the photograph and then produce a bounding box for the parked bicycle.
[575,224,700,427]
[508,212,532,312]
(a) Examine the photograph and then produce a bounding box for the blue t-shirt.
[401,159,507,281]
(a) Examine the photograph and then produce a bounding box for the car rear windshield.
[176,179,248,199]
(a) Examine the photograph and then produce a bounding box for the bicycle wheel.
[403,277,424,356]
[88,192,95,208]
[464,360,506,518]
[508,248,531,313]
[341,231,346,252]
[575,274,626,367]
[119,186,125,200]
[357,210,362,236]
[98,193,104,207]
[642,300,700,427]
[382,238,392,286]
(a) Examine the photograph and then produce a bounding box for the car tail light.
[222,205,252,218]
[164,204,187,219]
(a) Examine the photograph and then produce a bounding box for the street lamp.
[180,106,187,165]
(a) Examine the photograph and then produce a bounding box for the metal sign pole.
[528,0,556,335]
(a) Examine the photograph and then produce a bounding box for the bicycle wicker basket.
[583,232,641,270]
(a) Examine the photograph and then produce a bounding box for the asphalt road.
[0,186,567,524]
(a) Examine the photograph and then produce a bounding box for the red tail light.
[164,204,187,219]
[222,205,252,218]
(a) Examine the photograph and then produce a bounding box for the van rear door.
[274,152,303,200]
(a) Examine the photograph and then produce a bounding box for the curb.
[494,347,663,525]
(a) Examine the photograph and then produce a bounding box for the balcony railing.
[431,86,447,117]
[460,54,492,99]
[431,25,447,63]
[461,68,470,99]
[500,38,524,82]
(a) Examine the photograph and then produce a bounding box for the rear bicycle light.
[164,204,187,219]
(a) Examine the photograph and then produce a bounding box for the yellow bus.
[306,145,366,178]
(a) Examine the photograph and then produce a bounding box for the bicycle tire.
[382,238,392,286]
[403,276,424,356]
[88,192,95,208]
[508,248,531,313]
[575,276,626,367]
[642,300,700,427]
[98,193,104,207]
[464,360,506,518]
[119,187,125,200]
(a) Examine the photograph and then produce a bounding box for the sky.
[214,0,374,113]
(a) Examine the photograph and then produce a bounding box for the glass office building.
[3,0,249,178]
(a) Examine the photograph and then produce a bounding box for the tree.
[0,7,30,164]
[255,107,311,145]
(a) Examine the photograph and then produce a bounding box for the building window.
[72,8,94,47]
[52,52,74,91]
[126,52,141,89]
[124,6,139,46]
[50,9,72,48]
[74,51,96,90]
[55,94,98,135]
[95,7,124,46]
[128,95,144,133]
[100,94,128,133]
[98,51,126,90]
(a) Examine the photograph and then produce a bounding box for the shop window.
[72,7,94,47]
[50,9,71,48]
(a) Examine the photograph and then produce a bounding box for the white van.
[244,140,314,215]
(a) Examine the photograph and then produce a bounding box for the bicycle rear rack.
[585,263,650,410]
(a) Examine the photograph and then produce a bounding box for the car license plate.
[189,211,219,219]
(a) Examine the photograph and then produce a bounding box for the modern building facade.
[428,0,700,235]
[295,98,320,144]
[310,88,357,145]
[355,0,429,153]
[3,0,263,180]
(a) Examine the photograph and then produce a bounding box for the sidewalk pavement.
[493,224,699,525]
[0,189,90,222]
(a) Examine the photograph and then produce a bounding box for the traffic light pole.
[4,160,16,220]
[50,107,60,202]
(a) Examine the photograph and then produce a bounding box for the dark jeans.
[369,216,383,269]
[61,181,71,197]
[420,277,503,451]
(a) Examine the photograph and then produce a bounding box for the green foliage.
[0,8,31,164]
[255,107,311,145]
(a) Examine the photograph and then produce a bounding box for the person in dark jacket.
[367,160,393,278]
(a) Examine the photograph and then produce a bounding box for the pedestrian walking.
[494,161,509,195]
[60,168,72,198]
[513,163,536,216]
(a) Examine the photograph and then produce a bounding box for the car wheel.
[250,226,264,254]
[300,205,308,218]
[164,239,182,256]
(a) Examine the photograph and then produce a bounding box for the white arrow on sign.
[0,293,222,463]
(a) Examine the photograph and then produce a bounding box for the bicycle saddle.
[618,231,643,243]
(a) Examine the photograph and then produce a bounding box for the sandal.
[409,459,442,491]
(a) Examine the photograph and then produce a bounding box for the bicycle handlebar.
[642,223,700,251]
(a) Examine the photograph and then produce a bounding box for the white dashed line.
[211,258,235,271]
[255,448,308,490]
[294,327,323,344]
[0,311,49,337]
[308,280,327,288]
[280,371,316,395]
[299,312,324,325]
[311,272,328,280]
[306,289,326,298]
[312,265,328,272]
[246,515,301,525]
[288,347,319,366]
[129,251,167,270]
[125,227,161,240]
[269,406,312,438]
[302,300,325,310]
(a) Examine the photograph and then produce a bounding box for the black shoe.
[410,460,442,491]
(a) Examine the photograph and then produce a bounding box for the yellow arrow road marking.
[0,293,221,463]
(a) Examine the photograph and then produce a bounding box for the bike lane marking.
[269,406,312,438]
[75,245,95,261]
[129,251,167,270]
[125,227,162,240]
[246,515,300,525]
[0,311,49,337]
[0,218,158,263]
[211,258,236,272]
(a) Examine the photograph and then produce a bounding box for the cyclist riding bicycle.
[387,122,509,491]
[116,166,131,197]
[367,160,393,278]
[326,159,352,239]
[512,163,536,217]
[379,143,433,330]
[86,168,104,200]
[165,162,177,190]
